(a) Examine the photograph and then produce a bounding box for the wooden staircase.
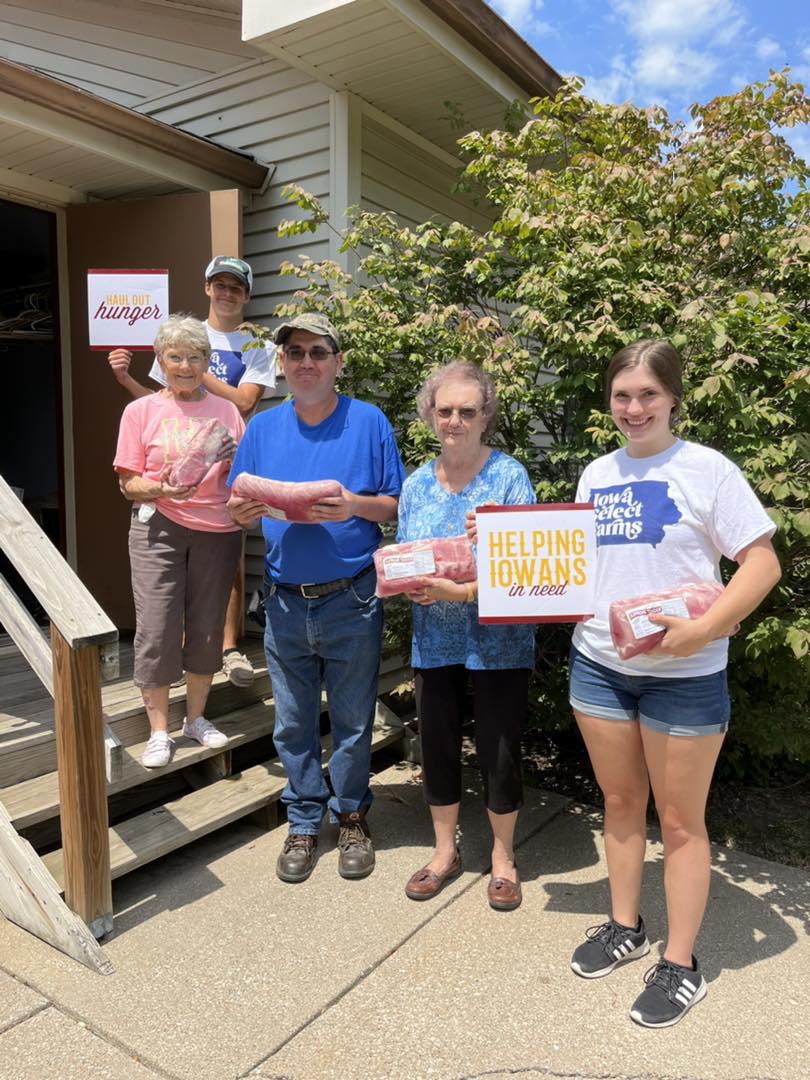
[2,637,410,888]
[0,475,413,973]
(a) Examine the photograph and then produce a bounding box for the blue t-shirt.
[397,450,536,670]
[228,395,405,583]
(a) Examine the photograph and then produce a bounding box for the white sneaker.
[221,649,255,688]
[182,715,228,749]
[142,731,174,768]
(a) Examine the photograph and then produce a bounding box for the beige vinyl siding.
[0,0,259,107]
[360,114,494,232]
[142,58,332,321]
[141,59,333,609]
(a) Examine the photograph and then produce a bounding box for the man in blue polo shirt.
[228,313,404,884]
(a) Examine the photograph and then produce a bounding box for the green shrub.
[271,73,810,771]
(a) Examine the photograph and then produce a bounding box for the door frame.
[0,192,72,564]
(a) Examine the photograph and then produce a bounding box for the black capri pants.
[414,665,529,814]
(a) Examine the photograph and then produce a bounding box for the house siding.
[360,114,493,231]
[0,0,259,106]
[142,59,332,321]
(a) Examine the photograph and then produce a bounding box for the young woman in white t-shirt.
[568,340,780,1028]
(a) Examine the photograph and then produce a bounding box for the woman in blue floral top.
[399,362,535,911]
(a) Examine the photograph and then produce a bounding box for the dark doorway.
[0,198,62,621]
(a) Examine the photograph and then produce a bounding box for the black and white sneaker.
[570,917,650,978]
[630,956,707,1028]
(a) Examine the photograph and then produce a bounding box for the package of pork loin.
[168,419,230,488]
[231,473,342,523]
[609,581,734,661]
[374,536,476,598]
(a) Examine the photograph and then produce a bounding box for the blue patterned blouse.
[396,450,536,670]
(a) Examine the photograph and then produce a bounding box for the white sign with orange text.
[87,269,169,350]
[476,504,596,624]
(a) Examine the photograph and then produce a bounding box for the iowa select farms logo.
[590,481,681,547]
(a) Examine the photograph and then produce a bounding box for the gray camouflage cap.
[274,312,341,349]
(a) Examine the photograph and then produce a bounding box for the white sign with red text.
[476,503,597,624]
[87,269,169,350]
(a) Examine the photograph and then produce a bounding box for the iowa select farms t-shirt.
[149,323,275,398]
[571,440,775,677]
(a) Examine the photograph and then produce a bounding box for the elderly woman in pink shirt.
[114,315,244,767]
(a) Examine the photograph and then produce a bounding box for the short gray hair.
[153,314,211,360]
[416,361,499,438]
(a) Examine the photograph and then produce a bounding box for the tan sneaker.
[222,649,255,687]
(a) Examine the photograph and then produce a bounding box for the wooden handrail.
[0,573,123,783]
[0,474,117,649]
[0,475,116,937]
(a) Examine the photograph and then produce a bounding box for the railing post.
[51,625,113,938]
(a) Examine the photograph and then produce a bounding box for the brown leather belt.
[275,563,374,600]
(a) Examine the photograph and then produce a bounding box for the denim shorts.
[568,647,729,738]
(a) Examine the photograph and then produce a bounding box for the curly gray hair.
[416,361,499,438]
[153,314,211,361]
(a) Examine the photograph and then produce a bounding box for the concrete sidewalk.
[0,763,807,1080]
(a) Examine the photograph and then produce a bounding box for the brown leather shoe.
[405,849,462,900]
[337,811,375,879]
[276,834,318,883]
[488,864,522,911]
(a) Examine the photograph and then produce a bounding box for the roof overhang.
[418,0,561,99]
[0,58,271,206]
[242,0,561,156]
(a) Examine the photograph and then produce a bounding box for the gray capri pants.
[129,508,242,688]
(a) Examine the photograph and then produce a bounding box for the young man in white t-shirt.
[108,256,276,687]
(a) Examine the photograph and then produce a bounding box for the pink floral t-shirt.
[114,392,244,532]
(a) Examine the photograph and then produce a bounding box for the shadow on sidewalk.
[534,807,803,982]
[108,766,557,936]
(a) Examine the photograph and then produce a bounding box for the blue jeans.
[263,569,383,834]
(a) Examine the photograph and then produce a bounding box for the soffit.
[243,0,561,157]
[0,57,270,206]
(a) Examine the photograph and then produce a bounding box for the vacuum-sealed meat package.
[609,581,730,661]
[231,472,342,523]
[374,536,476,598]
[168,419,230,488]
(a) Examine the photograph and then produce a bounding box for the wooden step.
[41,702,406,887]
[0,662,272,789]
[0,663,411,829]
[0,653,410,789]
[1,698,288,830]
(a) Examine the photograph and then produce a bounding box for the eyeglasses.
[161,351,207,366]
[284,346,336,363]
[434,406,480,421]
